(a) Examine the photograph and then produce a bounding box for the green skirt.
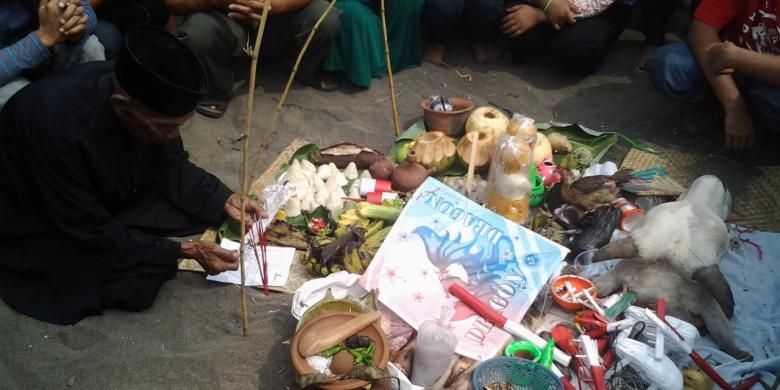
[324,0,424,88]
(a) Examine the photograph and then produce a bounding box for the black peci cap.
[115,25,207,117]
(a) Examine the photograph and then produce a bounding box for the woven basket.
[472,357,563,390]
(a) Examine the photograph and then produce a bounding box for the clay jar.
[391,152,434,192]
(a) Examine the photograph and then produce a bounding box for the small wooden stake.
[238,4,272,337]
[379,0,401,137]
[465,132,478,198]
[249,0,339,182]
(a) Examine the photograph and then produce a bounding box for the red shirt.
[695,0,779,54]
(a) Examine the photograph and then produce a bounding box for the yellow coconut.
[412,131,456,172]
[465,106,510,139]
[532,133,553,165]
[457,132,495,172]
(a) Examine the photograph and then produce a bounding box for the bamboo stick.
[238,4,272,338]
[379,0,401,137]
[249,0,339,182]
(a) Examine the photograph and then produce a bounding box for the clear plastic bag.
[410,307,458,387]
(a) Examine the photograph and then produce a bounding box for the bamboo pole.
[249,0,339,182]
[379,0,401,137]
[238,4,272,338]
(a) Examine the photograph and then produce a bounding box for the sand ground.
[1,15,777,390]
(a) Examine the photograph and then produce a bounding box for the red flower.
[308,218,328,233]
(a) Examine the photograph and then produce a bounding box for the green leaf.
[285,213,307,227]
[217,218,242,242]
[388,119,426,162]
[289,143,320,164]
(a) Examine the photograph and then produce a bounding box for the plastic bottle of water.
[411,307,458,387]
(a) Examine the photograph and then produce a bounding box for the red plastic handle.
[590,366,608,390]
[449,283,508,328]
[560,376,577,390]
[657,298,666,320]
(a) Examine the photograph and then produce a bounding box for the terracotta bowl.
[291,311,390,390]
[421,97,475,137]
[550,275,597,312]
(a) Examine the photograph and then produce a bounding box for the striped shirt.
[1,0,96,86]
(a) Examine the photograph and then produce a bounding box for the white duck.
[592,175,735,317]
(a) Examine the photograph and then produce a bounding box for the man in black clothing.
[0,25,264,325]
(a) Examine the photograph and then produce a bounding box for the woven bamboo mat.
[621,148,780,232]
[178,137,315,294]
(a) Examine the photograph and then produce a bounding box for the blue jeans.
[645,42,780,130]
[0,35,105,112]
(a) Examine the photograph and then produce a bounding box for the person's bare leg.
[425,44,446,65]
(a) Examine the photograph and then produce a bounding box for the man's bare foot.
[637,45,658,70]
[473,42,501,63]
[425,44,446,65]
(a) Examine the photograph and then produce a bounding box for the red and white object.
[365,191,398,204]
[578,335,608,390]
[359,178,392,196]
[448,283,572,366]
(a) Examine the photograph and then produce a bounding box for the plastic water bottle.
[411,307,458,387]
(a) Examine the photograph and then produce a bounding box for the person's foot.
[472,42,501,63]
[297,72,339,92]
[637,45,658,71]
[424,44,446,65]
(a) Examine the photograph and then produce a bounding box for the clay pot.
[291,312,390,390]
[421,97,475,137]
[456,132,495,172]
[411,131,456,173]
[391,154,433,192]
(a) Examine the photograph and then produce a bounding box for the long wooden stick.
[249,0,339,182]
[238,5,272,338]
[380,0,401,137]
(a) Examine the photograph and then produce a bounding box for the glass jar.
[485,114,537,224]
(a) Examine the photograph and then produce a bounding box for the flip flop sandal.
[196,101,228,119]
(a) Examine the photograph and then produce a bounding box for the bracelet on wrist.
[543,0,555,13]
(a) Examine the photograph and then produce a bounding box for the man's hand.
[227,0,266,23]
[60,1,89,42]
[706,41,740,74]
[723,98,756,152]
[501,4,546,38]
[36,0,67,48]
[223,193,268,231]
[181,240,239,275]
[544,0,576,30]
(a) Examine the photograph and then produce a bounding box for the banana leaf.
[277,143,321,176]
[388,119,425,163]
[216,194,262,242]
[537,122,660,168]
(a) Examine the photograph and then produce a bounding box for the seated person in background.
[423,0,504,64]
[0,0,101,110]
[88,0,171,61]
[323,0,424,88]
[169,0,341,118]
[0,25,265,325]
[637,0,701,68]
[643,0,779,152]
[501,0,635,76]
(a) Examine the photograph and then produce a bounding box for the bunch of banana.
[303,235,342,276]
[334,208,370,237]
[343,224,392,273]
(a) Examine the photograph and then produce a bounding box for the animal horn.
[692,265,735,319]
[592,238,638,262]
